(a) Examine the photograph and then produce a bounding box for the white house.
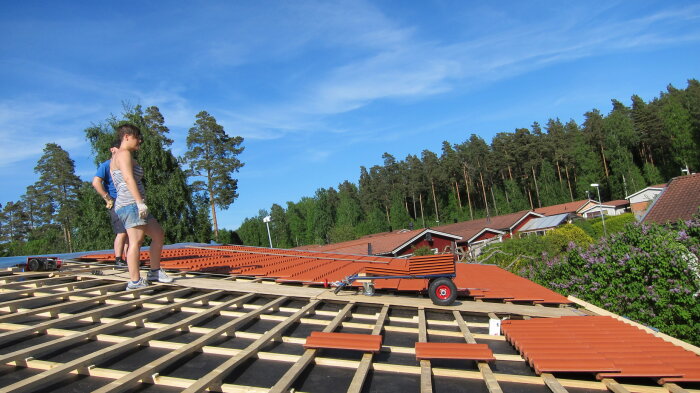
[578,200,630,218]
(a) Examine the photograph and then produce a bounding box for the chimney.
[368,243,373,255]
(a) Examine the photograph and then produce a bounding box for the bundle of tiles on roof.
[501,316,700,382]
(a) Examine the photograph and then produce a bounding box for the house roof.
[642,173,700,224]
[294,228,461,256]
[579,200,630,214]
[81,245,569,304]
[534,199,590,216]
[626,184,666,200]
[3,250,699,392]
[518,213,570,232]
[433,210,542,243]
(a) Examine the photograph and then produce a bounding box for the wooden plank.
[601,378,632,393]
[1,291,250,393]
[453,310,477,344]
[0,283,154,322]
[347,305,389,393]
[317,291,578,318]
[541,373,569,393]
[0,277,100,301]
[418,308,433,393]
[0,282,126,313]
[0,276,72,291]
[664,383,690,393]
[181,299,322,393]
[0,287,192,347]
[453,310,504,393]
[93,296,289,393]
[267,302,355,393]
[0,287,192,366]
[479,362,504,393]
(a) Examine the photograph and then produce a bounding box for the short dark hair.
[110,139,121,149]
[116,123,142,141]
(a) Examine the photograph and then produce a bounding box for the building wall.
[511,214,537,234]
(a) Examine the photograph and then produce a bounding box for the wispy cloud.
[196,2,700,142]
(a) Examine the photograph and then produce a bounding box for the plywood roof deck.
[1,265,698,393]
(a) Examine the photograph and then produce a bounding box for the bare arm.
[92,176,113,208]
[91,176,109,198]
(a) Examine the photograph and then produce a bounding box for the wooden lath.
[0,272,697,393]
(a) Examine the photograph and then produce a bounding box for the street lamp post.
[590,183,607,237]
[263,215,273,248]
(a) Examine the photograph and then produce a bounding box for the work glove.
[136,201,149,219]
[103,194,114,210]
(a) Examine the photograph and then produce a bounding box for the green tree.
[0,201,29,243]
[33,143,82,252]
[72,182,113,251]
[269,203,291,248]
[184,110,245,240]
[660,86,698,172]
[642,162,665,186]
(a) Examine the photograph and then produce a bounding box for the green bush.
[411,246,435,256]
[479,225,593,271]
[545,224,594,253]
[591,213,637,237]
[523,218,700,345]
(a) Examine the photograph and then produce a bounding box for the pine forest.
[1,80,699,255]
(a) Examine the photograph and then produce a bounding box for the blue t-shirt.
[95,159,117,199]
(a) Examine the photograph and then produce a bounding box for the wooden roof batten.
[1,267,699,393]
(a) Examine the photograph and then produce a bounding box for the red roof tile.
[535,200,590,216]
[294,228,459,255]
[501,316,700,381]
[643,173,700,224]
[82,245,571,304]
[433,210,540,243]
[415,343,495,361]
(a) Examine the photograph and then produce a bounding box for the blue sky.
[1,1,699,230]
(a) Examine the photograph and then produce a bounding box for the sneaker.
[115,257,127,268]
[147,269,174,283]
[126,278,149,291]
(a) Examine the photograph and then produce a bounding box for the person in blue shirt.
[92,140,128,267]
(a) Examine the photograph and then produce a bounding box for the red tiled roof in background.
[294,228,460,256]
[433,210,540,244]
[643,173,700,224]
[534,199,590,216]
[601,199,631,207]
[502,316,700,382]
[81,245,571,304]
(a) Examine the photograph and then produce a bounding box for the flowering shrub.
[522,217,700,345]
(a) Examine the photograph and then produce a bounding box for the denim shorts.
[115,203,152,229]
[109,207,126,234]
